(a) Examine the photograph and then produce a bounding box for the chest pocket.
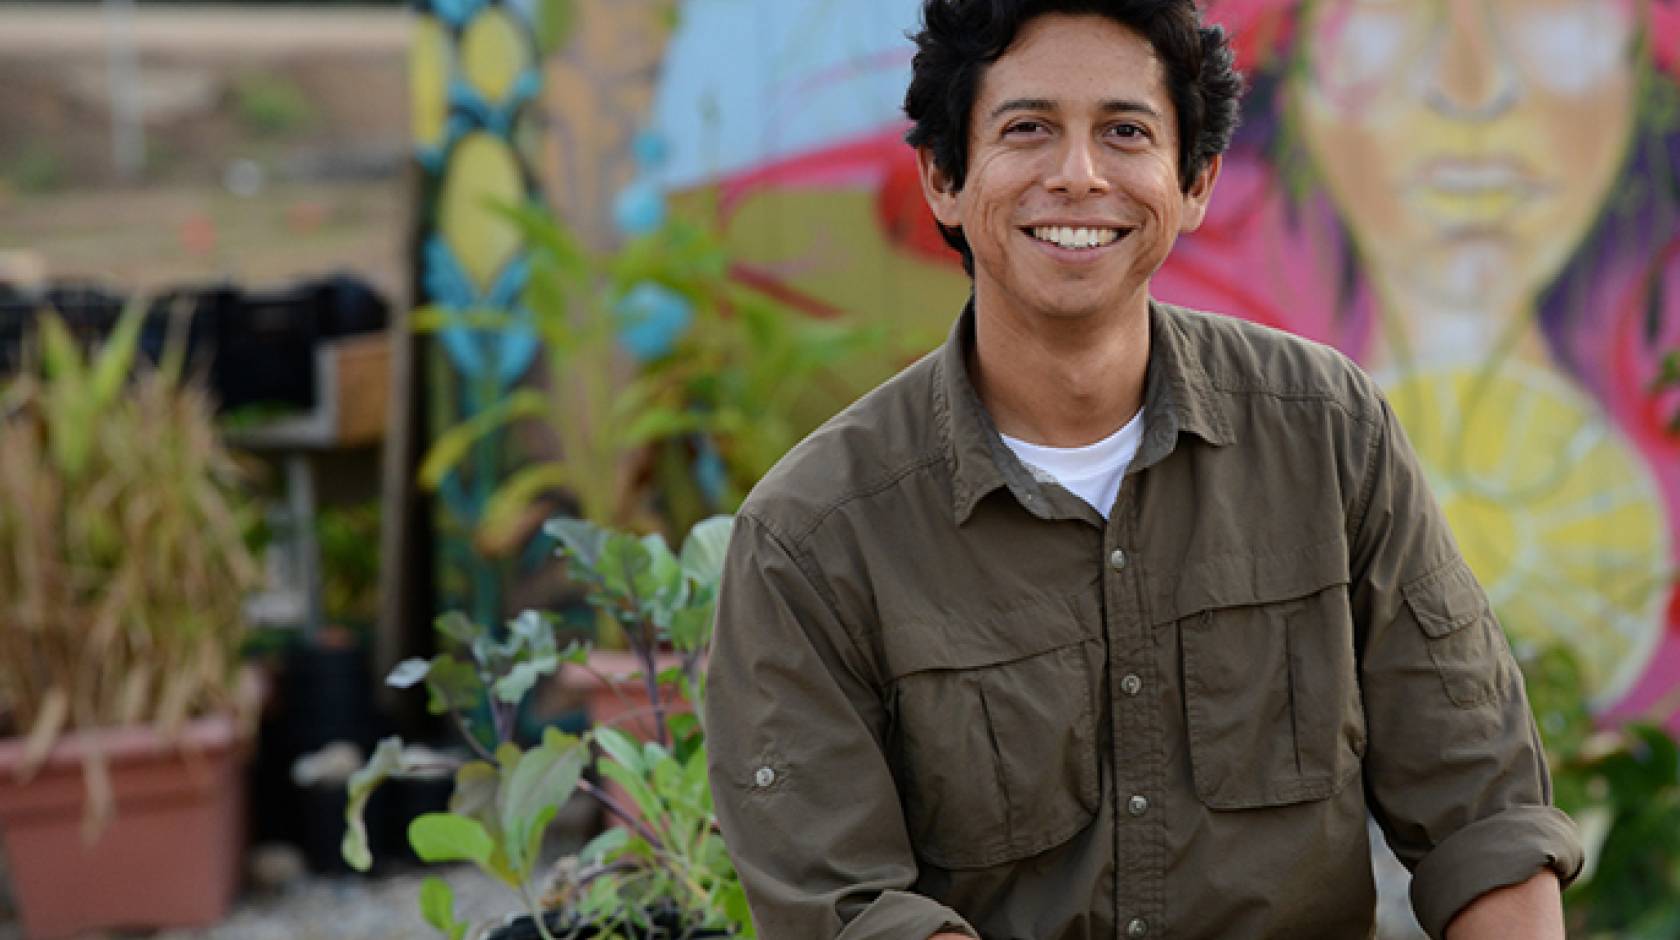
[883,589,1102,870]
[1166,538,1366,810]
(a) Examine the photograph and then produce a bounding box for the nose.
[1424,0,1519,120]
[1045,134,1110,197]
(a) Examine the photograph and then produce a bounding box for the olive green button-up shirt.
[704,300,1582,940]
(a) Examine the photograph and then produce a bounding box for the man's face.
[918,13,1219,325]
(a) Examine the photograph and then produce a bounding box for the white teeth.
[1030,226,1121,249]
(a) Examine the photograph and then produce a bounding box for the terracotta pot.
[0,712,249,939]
[571,650,693,743]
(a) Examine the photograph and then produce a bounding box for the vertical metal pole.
[104,0,145,181]
[286,452,326,641]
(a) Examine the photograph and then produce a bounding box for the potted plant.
[0,302,262,938]
[416,205,885,552]
[343,514,753,939]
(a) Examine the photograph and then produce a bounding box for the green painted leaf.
[621,406,712,446]
[386,657,432,689]
[408,813,494,867]
[418,389,549,490]
[341,737,408,871]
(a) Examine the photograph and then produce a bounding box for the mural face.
[1294,0,1640,348]
[1263,0,1677,713]
[516,0,1680,723]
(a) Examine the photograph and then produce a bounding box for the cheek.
[1295,97,1409,234]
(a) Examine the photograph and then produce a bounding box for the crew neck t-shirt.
[1000,408,1145,519]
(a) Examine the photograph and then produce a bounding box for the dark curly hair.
[903,0,1244,275]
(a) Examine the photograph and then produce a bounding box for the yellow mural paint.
[410,14,452,151]
[439,132,524,292]
[1389,363,1671,707]
[461,8,531,106]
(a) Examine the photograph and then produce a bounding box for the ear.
[1177,153,1222,234]
[915,147,962,229]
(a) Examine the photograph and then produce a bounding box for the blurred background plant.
[417,203,891,557]
[0,300,261,831]
[1519,639,1680,939]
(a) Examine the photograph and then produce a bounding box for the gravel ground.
[0,796,599,940]
[0,854,528,940]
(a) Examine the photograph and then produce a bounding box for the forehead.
[975,13,1171,111]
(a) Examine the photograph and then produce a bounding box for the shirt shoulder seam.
[789,452,947,545]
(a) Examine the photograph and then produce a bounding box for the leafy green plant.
[232,72,316,137]
[3,141,66,194]
[343,515,751,940]
[416,205,886,554]
[1519,641,1680,938]
[317,499,382,629]
[0,301,259,833]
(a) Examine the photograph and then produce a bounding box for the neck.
[1367,274,1551,372]
[970,291,1151,447]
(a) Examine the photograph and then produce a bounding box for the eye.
[1003,119,1048,137]
[1108,122,1151,141]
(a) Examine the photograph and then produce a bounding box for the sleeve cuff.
[1408,805,1583,939]
[836,890,979,940]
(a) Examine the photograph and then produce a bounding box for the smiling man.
[703,2,1582,938]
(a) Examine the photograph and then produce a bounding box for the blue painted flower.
[615,281,693,361]
[612,179,667,236]
[693,435,729,507]
[631,130,670,171]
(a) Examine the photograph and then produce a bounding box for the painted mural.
[410,0,548,627]
[638,0,1680,726]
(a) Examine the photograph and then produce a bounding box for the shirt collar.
[936,297,1234,524]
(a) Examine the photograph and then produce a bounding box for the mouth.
[1022,224,1131,252]
[1407,157,1551,227]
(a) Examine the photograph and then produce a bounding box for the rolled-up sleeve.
[1347,396,1583,940]
[704,513,978,940]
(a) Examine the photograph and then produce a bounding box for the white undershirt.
[1000,409,1146,519]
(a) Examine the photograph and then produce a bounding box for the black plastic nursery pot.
[486,910,734,940]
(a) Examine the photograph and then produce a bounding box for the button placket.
[1104,486,1163,937]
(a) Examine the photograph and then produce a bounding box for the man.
[702,1,1583,937]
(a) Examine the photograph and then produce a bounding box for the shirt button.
[1127,917,1149,938]
[1120,673,1143,696]
[1128,794,1150,816]
[1108,549,1128,571]
[753,766,775,788]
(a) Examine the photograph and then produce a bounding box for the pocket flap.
[1402,558,1488,639]
[883,588,1098,680]
[1156,536,1349,624]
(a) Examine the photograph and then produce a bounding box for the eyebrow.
[986,97,1163,122]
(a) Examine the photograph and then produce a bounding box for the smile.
[1026,225,1126,250]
